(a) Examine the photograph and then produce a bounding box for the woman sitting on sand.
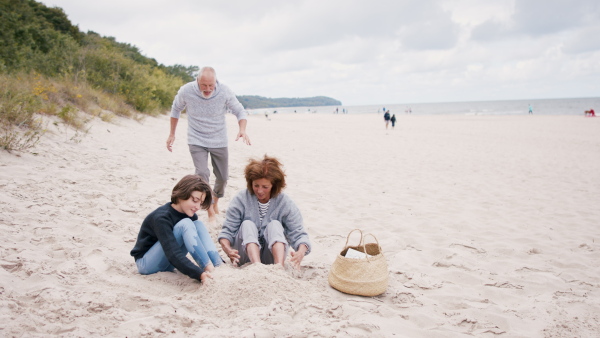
[130,175,222,283]
[218,155,311,268]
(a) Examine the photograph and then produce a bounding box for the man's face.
[198,73,216,98]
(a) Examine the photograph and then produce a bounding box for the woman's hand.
[290,244,308,269]
[225,248,240,265]
[219,239,240,265]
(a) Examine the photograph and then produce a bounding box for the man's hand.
[167,117,179,152]
[236,119,251,145]
[166,135,175,152]
[235,131,251,145]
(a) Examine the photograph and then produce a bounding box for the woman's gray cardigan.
[218,189,312,254]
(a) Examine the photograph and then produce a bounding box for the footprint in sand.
[391,292,423,308]
[449,243,486,254]
[85,249,108,273]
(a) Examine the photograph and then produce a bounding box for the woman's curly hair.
[244,155,286,198]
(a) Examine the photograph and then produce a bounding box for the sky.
[39,0,600,106]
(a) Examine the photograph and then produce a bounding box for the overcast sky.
[40,0,600,106]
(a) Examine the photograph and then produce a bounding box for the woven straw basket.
[328,229,389,296]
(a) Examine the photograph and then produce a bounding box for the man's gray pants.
[188,145,228,198]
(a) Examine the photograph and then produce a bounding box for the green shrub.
[0,0,198,151]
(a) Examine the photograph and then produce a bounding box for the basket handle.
[363,233,381,247]
[344,228,364,248]
[363,233,381,261]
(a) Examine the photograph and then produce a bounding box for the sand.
[1,111,599,337]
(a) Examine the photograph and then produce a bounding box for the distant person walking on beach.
[218,155,311,269]
[131,175,222,283]
[528,104,533,114]
[167,66,251,222]
[383,110,391,129]
[390,114,397,129]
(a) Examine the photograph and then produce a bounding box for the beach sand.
[1,111,599,337]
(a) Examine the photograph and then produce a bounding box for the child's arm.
[153,215,203,280]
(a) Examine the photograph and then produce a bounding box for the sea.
[247,97,599,116]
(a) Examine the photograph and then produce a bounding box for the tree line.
[0,0,197,113]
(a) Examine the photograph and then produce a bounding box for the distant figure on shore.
[390,114,397,129]
[383,110,391,129]
[585,109,595,117]
[130,175,222,284]
[218,155,312,268]
[166,67,251,222]
[265,111,270,120]
[528,104,533,114]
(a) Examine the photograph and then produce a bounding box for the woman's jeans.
[136,219,222,275]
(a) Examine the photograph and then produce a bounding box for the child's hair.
[171,175,212,209]
[245,155,286,198]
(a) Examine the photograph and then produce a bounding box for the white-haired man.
[167,67,251,221]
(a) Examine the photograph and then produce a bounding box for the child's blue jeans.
[136,218,222,274]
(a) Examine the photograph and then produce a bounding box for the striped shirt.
[258,200,270,223]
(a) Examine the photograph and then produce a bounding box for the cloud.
[39,0,600,105]
[563,25,600,54]
[247,1,421,53]
[512,0,599,36]
[397,17,460,50]
[470,20,512,41]
[471,0,600,41]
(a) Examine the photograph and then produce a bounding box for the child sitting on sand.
[130,175,222,283]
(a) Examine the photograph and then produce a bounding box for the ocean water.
[248,97,600,116]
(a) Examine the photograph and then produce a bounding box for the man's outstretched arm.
[166,117,179,152]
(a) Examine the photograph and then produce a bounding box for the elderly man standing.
[167,66,251,222]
